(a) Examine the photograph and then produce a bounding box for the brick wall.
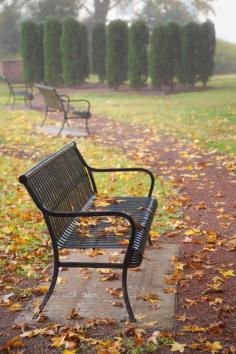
[0,60,23,83]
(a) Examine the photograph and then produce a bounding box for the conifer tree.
[197,20,216,86]
[21,20,37,83]
[34,23,44,82]
[44,16,62,85]
[149,25,167,88]
[91,23,106,82]
[61,16,79,86]
[128,20,149,89]
[81,24,90,80]
[166,22,181,89]
[180,22,200,86]
[106,20,128,88]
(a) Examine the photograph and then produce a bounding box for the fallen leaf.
[170,340,186,352]
[182,325,206,332]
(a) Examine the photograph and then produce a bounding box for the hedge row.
[21,18,215,88]
[21,16,89,85]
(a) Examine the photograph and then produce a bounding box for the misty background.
[0,0,235,74]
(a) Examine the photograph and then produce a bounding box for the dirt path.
[88,114,236,351]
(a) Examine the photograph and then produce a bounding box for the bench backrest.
[35,84,64,111]
[19,142,95,242]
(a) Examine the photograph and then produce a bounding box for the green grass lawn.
[74,74,236,154]
[1,74,235,281]
[0,110,177,279]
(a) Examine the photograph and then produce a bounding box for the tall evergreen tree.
[34,23,44,82]
[61,16,80,86]
[44,16,62,85]
[149,24,168,88]
[106,20,128,88]
[80,23,90,80]
[21,20,37,83]
[166,22,181,89]
[128,20,149,89]
[91,23,106,82]
[180,22,200,86]
[197,20,216,86]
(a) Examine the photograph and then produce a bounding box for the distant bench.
[0,74,34,108]
[19,142,158,322]
[35,84,92,136]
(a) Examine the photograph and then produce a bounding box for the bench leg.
[11,94,16,109]
[85,118,90,135]
[32,264,59,319]
[41,109,48,127]
[148,235,153,246]
[122,267,136,322]
[57,118,66,136]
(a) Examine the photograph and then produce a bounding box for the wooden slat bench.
[35,84,91,136]
[19,142,157,322]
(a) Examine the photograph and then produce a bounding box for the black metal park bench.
[19,142,157,322]
[35,84,91,136]
[0,74,34,108]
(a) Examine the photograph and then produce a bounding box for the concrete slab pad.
[16,243,179,329]
[36,125,88,137]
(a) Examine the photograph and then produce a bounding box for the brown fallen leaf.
[112,301,123,308]
[67,308,83,320]
[100,272,120,281]
[87,249,107,257]
[106,287,123,298]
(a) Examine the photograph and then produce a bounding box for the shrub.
[149,24,168,88]
[61,16,80,86]
[197,20,216,86]
[91,23,106,82]
[106,20,128,88]
[128,20,149,89]
[34,23,44,83]
[21,20,37,83]
[44,16,62,85]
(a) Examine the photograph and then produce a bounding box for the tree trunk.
[93,0,110,23]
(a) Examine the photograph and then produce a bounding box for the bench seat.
[58,196,157,267]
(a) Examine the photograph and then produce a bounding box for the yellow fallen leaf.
[9,303,22,311]
[51,336,65,348]
[182,325,206,332]
[118,239,129,245]
[94,200,110,207]
[205,341,223,353]
[170,341,186,352]
[185,229,201,236]
[218,269,235,278]
[142,292,160,303]
[32,286,49,296]
[207,231,218,243]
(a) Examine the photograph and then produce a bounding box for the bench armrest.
[60,96,91,111]
[90,167,155,197]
